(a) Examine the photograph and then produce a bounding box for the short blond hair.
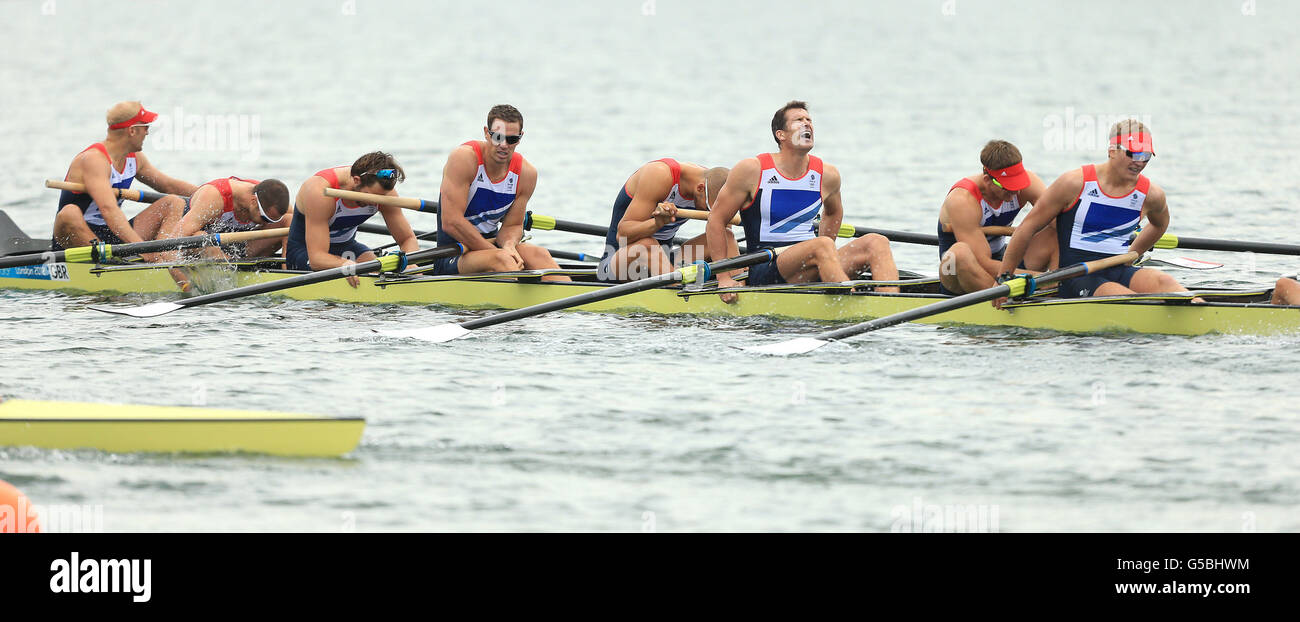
[1109,119,1151,148]
[106,101,143,128]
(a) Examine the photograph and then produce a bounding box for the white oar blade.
[745,337,830,356]
[375,323,471,343]
[87,301,186,318]
[1156,255,1224,270]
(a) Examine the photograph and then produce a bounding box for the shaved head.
[703,167,730,206]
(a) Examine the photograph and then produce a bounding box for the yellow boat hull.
[0,399,364,457]
[2,261,1298,336]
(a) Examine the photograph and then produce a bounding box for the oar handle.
[46,179,171,203]
[323,188,439,213]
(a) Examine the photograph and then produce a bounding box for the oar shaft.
[457,250,775,331]
[322,188,439,213]
[173,245,461,308]
[356,222,598,262]
[1156,234,1300,256]
[676,207,1010,245]
[45,179,170,203]
[0,228,287,268]
[814,252,1139,340]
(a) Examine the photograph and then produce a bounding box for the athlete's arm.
[998,170,1079,276]
[296,178,350,271]
[943,189,1001,278]
[133,153,197,196]
[438,146,498,252]
[379,203,420,254]
[707,157,756,284]
[616,163,676,245]
[171,186,222,238]
[818,164,844,239]
[1131,183,1168,256]
[78,152,144,244]
[496,160,536,250]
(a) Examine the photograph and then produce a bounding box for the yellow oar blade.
[0,399,364,457]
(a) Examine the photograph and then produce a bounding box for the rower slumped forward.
[286,151,421,288]
[160,176,292,260]
[937,139,1057,295]
[996,120,1198,304]
[597,158,735,281]
[52,101,197,259]
[706,100,898,303]
[430,104,569,281]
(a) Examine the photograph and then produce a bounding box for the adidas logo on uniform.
[477,173,484,182]
[1088,189,1100,197]
[768,175,779,184]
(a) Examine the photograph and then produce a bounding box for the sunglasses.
[1125,150,1153,162]
[488,130,523,145]
[254,192,282,223]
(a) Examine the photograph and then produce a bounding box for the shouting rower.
[286,152,421,288]
[597,159,735,281]
[52,101,197,258]
[429,105,569,281]
[162,176,292,259]
[937,140,1057,295]
[706,100,898,303]
[996,120,1195,302]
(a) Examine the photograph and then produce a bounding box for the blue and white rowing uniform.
[740,153,824,285]
[597,158,697,281]
[936,177,1023,295]
[52,143,138,250]
[285,167,378,270]
[1055,164,1149,298]
[431,140,524,275]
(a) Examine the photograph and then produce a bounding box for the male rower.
[937,140,1057,295]
[430,105,569,282]
[52,101,197,259]
[286,151,421,287]
[706,100,898,303]
[597,159,735,281]
[159,176,291,259]
[1273,277,1300,305]
[995,120,1195,303]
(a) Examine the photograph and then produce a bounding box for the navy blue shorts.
[1057,265,1141,298]
[430,254,462,276]
[596,240,677,281]
[285,237,372,271]
[745,254,787,286]
[51,217,137,251]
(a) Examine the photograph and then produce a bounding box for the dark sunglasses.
[1125,150,1153,162]
[488,130,523,145]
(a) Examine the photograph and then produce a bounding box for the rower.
[597,159,735,281]
[1273,278,1300,305]
[937,140,1057,295]
[52,101,197,259]
[286,152,421,288]
[429,104,569,282]
[995,120,1196,303]
[162,177,291,259]
[705,100,898,303]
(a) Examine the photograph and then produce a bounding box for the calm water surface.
[0,0,1297,531]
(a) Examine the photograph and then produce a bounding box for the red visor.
[108,105,159,130]
[984,161,1031,192]
[1111,132,1155,155]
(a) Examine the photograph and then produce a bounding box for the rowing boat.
[0,399,364,457]
[2,252,1297,335]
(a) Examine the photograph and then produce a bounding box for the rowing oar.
[355,222,601,263]
[324,187,686,243]
[747,251,1140,356]
[0,228,287,269]
[45,179,171,203]
[673,208,1007,246]
[378,249,780,343]
[87,245,463,318]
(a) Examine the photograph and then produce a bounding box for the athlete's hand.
[340,259,360,288]
[501,247,525,271]
[652,202,677,227]
[991,296,1009,310]
[717,275,742,304]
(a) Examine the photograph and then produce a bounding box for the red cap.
[108,105,158,130]
[1111,132,1155,155]
[984,161,1031,192]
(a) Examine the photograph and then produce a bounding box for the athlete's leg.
[516,242,572,282]
[838,233,898,292]
[776,236,849,284]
